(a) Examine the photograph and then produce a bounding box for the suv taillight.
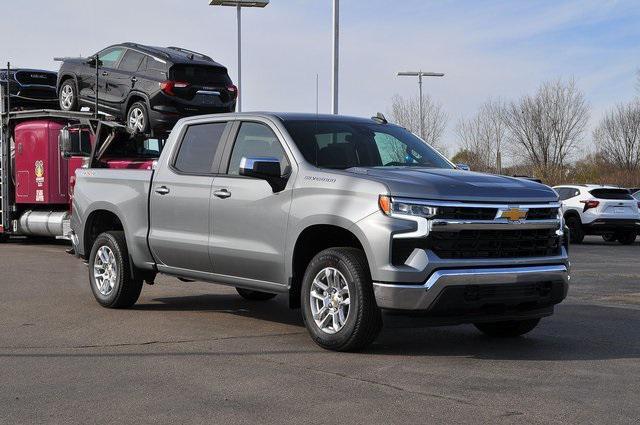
[580,199,600,212]
[159,80,190,96]
[227,84,238,99]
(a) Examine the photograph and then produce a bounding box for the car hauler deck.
[0,83,154,240]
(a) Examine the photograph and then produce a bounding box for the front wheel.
[301,247,382,352]
[88,231,143,308]
[617,233,637,245]
[602,233,617,242]
[59,80,78,111]
[474,318,540,338]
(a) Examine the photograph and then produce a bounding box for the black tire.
[88,231,143,308]
[126,101,149,134]
[236,288,277,301]
[566,215,584,244]
[474,318,540,338]
[617,233,637,245]
[602,233,617,242]
[301,247,382,352]
[58,79,78,111]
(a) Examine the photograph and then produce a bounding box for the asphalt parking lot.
[1,237,639,424]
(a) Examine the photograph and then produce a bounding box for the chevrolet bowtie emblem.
[500,208,528,222]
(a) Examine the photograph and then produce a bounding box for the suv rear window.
[119,50,145,72]
[589,188,633,200]
[170,65,230,86]
[174,122,227,174]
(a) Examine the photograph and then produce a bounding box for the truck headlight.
[378,195,438,218]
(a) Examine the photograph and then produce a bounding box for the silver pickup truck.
[71,112,569,351]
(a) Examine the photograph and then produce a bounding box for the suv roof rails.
[121,42,171,60]
[166,46,212,62]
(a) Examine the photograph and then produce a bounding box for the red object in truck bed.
[103,158,155,170]
[14,120,69,204]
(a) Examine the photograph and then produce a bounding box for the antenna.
[315,73,319,115]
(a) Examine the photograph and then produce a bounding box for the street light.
[209,0,269,112]
[397,71,444,140]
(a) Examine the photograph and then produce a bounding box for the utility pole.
[209,0,270,112]
[331,0,339,114]
[396,71,444,139]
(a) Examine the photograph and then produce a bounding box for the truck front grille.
[391,228,561,265]
[427,228,561,259]
[434,206,497,220]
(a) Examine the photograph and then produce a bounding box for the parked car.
[70,112,569,351]
[0,68,58,110]
[629,188,640,200]
[56,43,237,135]
[554,184,640,244]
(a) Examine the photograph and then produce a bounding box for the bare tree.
[593,100,640,173]
[502,79,589,184]
[389,94,447,151]
[455,99,507,173]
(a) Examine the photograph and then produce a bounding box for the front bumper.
[373,264,569,314]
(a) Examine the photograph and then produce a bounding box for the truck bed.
[71,168,155,268]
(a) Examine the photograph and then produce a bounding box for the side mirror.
[456,163,470,171]
[239,157,282,179]
[85,57,102,68]
[59,128,73,158]
[239,157,289,192]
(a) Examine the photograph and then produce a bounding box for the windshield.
[282,119,454,170]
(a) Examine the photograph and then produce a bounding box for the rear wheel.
[301,247,382,352]
[474,318,540,338]
[617,233,637,245]
[59,80,78,111]
[236,288,277,301]
[566,216,584,244]
[88,231,143,308]
[127,101,149,133]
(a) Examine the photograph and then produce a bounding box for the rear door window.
[118,50,145,72]
[174,122,228,174]
[589,188,633,200]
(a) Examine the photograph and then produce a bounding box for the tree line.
[390,77,640,187]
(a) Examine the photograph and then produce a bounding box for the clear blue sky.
[2,0,639,152]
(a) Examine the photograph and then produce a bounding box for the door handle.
[101,71,109,76]
[155,186,170,195]
[131,77,137,83]
[213,189,231,199]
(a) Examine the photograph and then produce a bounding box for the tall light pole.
[331,0,339,114]
[209,0,269,112]
[397,71,444,139]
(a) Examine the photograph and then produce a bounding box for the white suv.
[554,185,640,245]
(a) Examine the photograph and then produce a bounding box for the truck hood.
[349,167,558,203]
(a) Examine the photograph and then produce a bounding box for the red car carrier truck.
[1,86,158,241]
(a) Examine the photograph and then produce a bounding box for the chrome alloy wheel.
[93,246,117,296]
[60,84,74,110]
[128,107,145,132]
[309,267,351,334]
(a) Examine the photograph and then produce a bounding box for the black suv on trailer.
[56,43,237,134]
[1,68,58,110]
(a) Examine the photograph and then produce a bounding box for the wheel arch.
[288,223,371,309]
[83,208,125,258]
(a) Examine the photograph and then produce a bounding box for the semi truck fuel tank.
[17,210,70,237]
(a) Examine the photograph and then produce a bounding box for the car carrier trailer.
[0,83,136,241]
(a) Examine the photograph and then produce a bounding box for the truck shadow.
[134,297,640,361]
